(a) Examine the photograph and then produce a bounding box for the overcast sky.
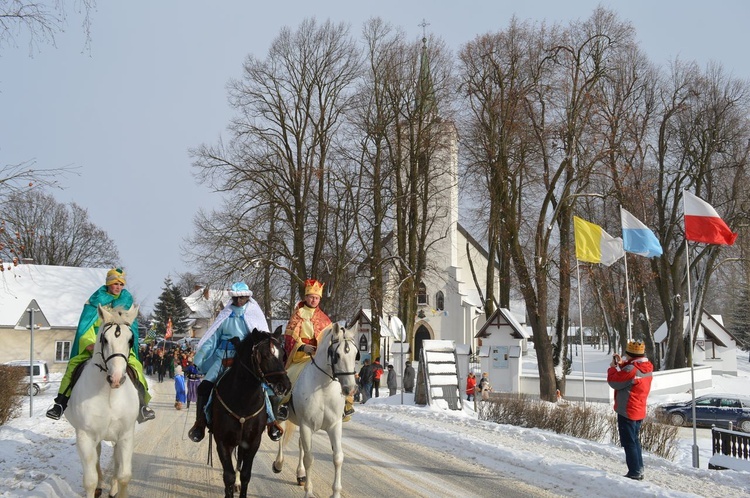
[2,0,749,313]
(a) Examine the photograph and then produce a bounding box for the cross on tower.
[419,19,430,41]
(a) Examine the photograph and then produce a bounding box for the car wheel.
[669,412,686,426]
[739,419,750,433]
[28,384,40,396]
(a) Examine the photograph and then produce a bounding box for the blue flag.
[620,208,663,258]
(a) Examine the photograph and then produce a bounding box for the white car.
[4,360,51,396]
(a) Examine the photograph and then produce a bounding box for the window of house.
[417,282,428,305]
[55,341,71,362]
[436,291,445,311]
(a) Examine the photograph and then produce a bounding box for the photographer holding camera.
[607,340,653,481]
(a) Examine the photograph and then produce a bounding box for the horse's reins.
[94,322,131,374]
[310,336,357,383]
[214,337,286,430]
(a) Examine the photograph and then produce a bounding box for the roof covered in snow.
[0,264,109,328]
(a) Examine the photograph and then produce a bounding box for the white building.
[0,264,108,373]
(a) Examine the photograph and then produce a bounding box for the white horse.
[66,304,140,498]
[272,322,358,498]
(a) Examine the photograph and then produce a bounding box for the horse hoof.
[272,462,282,474]
[297,476,306,486]
[94,489,102,498]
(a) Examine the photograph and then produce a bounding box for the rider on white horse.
[188,282,280,442]
[46,268,155,423]
[275,279,355,422]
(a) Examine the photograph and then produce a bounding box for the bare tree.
[0,0,95,53]
[652,61,750,369]
[190,18,361,318]
[0,188,119,267]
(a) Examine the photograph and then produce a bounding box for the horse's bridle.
[94,321,133,374]
[235,335,288,391]
[311,335,357,382]
[215,334,288,425]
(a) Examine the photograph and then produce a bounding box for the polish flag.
[683,191,737,245]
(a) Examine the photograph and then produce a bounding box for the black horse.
[211,328,291,498]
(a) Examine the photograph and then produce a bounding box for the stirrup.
[267,422,283,441]
[46,403,64,420]
[137,405,156,423]
[276,404,288,421]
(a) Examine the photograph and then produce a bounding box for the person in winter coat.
[403,360,415,393]
[174,365,186,410]
[359,359,373,403]
[466,372,477,401]
[184,360,201,409]
[607,340,653,481]
[386,364,397,396]
[371,357,384,397]
[477,372,492,400]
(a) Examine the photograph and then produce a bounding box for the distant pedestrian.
[478,372,492,400]
[386,364,397,396]
[372,357,384,397]
[403,360,415,393]
[359,359,373,403]
[185,360,201,409]
[607,340,653,481]
[156,351,166,383]
[466,372,477,401]
[174,365,186,410]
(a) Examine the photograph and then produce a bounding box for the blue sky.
[2,1,749,313]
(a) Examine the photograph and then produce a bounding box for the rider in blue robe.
[188,282,282,442]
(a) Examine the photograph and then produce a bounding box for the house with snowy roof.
[654,310,739,375]
[0,264,108,373]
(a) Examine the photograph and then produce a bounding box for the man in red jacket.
[607,340,653,481]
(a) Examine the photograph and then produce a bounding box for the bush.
[479,394,678,460]
[0,365,26,425]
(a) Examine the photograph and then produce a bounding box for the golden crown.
[626,340,645,356]
[304,279,325,297]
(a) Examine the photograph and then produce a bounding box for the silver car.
[4,360,51,396]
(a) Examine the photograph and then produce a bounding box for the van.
[4,360,51,396]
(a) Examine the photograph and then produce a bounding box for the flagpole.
[576,259,587,405]
[683,193,699,469]
[621,209,634,342]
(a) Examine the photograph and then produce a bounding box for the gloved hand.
[303,344,317,354]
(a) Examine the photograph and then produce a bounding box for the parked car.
[4,360,51,396]
[657,394,750,433]
[154,340,180,352]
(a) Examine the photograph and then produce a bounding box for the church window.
[436,291,444,311]
[417,282,428,305]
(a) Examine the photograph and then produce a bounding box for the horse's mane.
[234,331,257,358]
[316,324,336,352]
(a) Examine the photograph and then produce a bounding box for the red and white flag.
[683,191,737,245]
[165,317,173,339]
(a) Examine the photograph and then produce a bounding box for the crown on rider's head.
[106,268,126,286]
[304,279,324,297]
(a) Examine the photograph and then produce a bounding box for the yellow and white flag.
[574,216,625,266]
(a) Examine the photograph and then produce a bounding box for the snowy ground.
[1,349,749,497]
